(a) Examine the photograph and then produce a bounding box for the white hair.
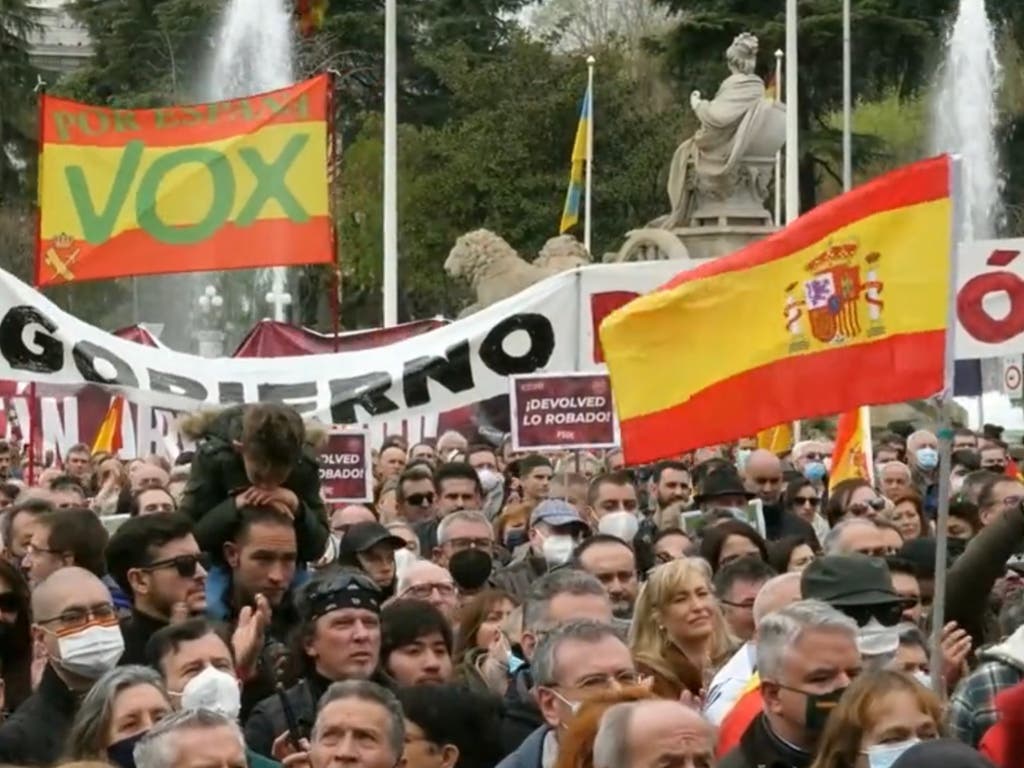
[134,709,243,768]
[753,572,802,625]
[879,461,912,479]
[756,600,858,680]
[436,510,491,546]
[792,441,823,461]
[593,701,634,768]
[823,517,878,555]
[396,560,451,595]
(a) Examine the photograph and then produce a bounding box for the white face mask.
[477,468,503,493]
[55,623,125,679]
[857,617,900,657]
[394,547,419,578]
[541,534,575,567]
[911,670,932,689]
[597,511,640,542]
[181,665,241,720]
[862,738,920,768]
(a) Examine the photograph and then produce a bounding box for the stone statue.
[661,32,786,229]
[445,229,592,316]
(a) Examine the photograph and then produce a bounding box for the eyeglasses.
[846,498,887,515]
[443,537,493,551]
[404,582,456,600]
[406,492,435,507]
[795,496,820,507]
[24,543,61,557]
[841,602,905,628]
[141,553,210,578]
[547,671,641,691]
[37,602,117,630]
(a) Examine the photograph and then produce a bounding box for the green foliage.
[0,0,40,199]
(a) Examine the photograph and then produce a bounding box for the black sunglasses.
[141,553,210,578]
[841,601,905,628]
[406,492,435,507]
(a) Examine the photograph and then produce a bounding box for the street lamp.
[195,284,226,358]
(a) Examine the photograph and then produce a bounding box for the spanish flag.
[559,84,591,234]
[830,407,874,484]
[92,396,125,454]
[757,423,794,455]
[600,156,955,464]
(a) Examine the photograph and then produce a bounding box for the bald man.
[594,699,716,768]
[0,568,124,765]
[704,572,802,725]
[743,450,784,505]
[395,560,458,622]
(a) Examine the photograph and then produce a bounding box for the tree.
[653,0,1023,211]
[334,38,686,324]
[527,0,676,53]
[0,0,40,198]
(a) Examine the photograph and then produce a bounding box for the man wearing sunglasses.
[396,466,438,525]
[106,513,208,665]
[801,555,909,664]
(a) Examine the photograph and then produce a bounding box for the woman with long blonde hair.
[629,557,736,699]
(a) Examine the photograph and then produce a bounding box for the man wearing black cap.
[336,521,408,599]
[492,499,590,600]
[801,555,907,664]
[244,568,386,758]
[695,469,818,544]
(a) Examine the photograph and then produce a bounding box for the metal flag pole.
[584,55,596,255]
[842,0,853,192]
[774,49,784,226]
[382,0,399,327]
[785,0,800,223]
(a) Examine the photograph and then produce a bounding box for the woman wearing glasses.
[784,478,829,544]
[824,479,888,527]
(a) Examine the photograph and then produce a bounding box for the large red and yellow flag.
[92,396,125,454]
[600,156,955,465]
[830,407,873,484]
[36,75,332,286]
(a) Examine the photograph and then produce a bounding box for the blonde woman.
[629,557,737,699]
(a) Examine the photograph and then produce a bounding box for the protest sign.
[318,429,372,502]
[510,373,619,451]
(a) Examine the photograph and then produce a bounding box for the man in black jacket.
[0,568,124,765]
[244,568,388,758]
[106,512,208,664]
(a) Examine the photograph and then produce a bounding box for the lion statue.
[445,229,591,316]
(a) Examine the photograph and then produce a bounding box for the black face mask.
[448,549,493,590]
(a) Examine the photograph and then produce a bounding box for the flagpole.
[584,55,595,255]
[929,155,964,698]
[382,0,398,328]
[842,0,852,191]
[785,0,800,223]
[774,49,784,226]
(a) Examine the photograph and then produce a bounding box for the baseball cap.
[338,521,407,556]
[801,554,901,607]
[530,499,588,530]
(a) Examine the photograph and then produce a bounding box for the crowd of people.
[0,405,1019,768]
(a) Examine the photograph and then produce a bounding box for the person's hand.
[690,90,702,111]
[236,487,298,518]
[30,639,47,691]
[232,593,271,679]
[679,687,705,710]
[941,621,972,689]
[272,733,311,768]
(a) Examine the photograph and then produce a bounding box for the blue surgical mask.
[804,461,827,482]
[916,447,939,470]
[862,738,920,768]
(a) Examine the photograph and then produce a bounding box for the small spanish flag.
[600,156,955,464]
[830,407,874,485]
[92,396,125,455]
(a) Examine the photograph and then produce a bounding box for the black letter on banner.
[479,314,555,375]
[328,373,398,424]
[258,382,318,415]
[403,341,473,407]
[218,382,245,404]
[72,341,139,387]
[0,306,63,373]
[148,370,208,401]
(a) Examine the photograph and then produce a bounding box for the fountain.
[204,0,297,322]
[932,0,1004,239]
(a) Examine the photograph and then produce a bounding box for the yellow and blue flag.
[559,84,592,234]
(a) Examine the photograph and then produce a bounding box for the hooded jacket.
[949,625,1024,747]
[178,406,329,563]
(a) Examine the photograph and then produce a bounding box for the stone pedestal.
[196,330,225,359]
[677,224,778,261]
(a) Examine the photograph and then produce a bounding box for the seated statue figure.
[662,32,784,229]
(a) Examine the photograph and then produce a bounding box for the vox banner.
[36,75,332,286]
